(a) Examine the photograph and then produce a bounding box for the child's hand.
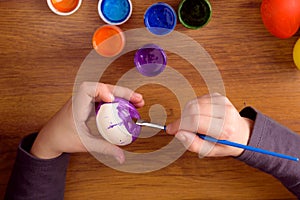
[166,93,253,157]
[30,82,144,163]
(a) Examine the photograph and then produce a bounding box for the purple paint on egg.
[95,97,141,141]
[107,122,123,129]
[134,44,167,77]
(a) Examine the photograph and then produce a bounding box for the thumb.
[175,131,203,154]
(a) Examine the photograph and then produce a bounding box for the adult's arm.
[238,107,300,197]
[4,133,70,200]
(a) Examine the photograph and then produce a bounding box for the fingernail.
[133,93,142,99]
[116,155,124,164]
[110,94,115,102]
[176,132,186,142]
[166,125,172,134]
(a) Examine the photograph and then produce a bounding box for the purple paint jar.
[134,44,167,77]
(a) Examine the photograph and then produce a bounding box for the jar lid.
[134,44,167,77]
[144,3,177,35]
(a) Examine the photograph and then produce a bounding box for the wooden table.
[1,0,299,199]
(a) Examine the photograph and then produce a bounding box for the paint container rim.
[144,2,177,36]
[178,0,212,29]
[47,0,82,16]
[134,44,167,77]
[92,25,125,57]
[98,0,133,25]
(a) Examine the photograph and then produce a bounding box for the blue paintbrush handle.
[139,122,298,162]
[197,133,299,162]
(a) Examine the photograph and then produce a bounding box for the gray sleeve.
[4,133,70,200]
[238,107,300,198]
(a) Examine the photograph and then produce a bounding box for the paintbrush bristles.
[135,119,165,130]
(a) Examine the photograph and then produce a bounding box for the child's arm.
[4,82,144,200]
[238,107,300,197]
[167,93,300,198]
[5,133,70,200]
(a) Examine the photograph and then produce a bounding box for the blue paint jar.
[98,0,132,25]
[144,2,177,36]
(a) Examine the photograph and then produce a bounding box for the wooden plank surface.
[0,0,299,199]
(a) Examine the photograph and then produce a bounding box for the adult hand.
[30,82,144,163]
[166,93,253,157]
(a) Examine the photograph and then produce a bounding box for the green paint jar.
[178,0,212,29]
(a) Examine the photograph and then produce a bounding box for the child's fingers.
[106,84,144,106]
[175,130,217,157]
[175,130,204,154]
[77,127,125,164]
[166,118,181,135]
[183,101,228,119]
[132,99,145,108]
[78,82,144,106]
[167,115,225,139]
[195,93,231,105]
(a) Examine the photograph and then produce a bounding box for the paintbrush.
[135,119,299,162]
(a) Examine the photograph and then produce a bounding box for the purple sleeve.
[4,133,70,200]
[238,107,300,198]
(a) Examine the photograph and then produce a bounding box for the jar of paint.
[95,97,141,146]
[47,0,82,16]
[134,44,167,77]
[144,3,177,36]
[178,0,212,29]
[98,0,133,25]
[92,25,125,57]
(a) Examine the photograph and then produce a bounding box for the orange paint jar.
[92,25,125,57]
[47,0,82,16]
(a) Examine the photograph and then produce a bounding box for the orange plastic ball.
[261,0,300,39]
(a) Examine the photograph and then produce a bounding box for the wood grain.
[0,0,299,199]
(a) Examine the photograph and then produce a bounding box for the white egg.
[96,103,133,146]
